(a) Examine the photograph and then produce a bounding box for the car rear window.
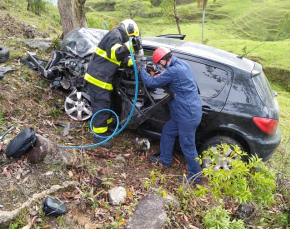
[184,60,229,98]
[252,71,275,107]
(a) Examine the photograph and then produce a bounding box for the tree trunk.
[201,0,208,43]
[27,0,31,11]
[173,0,181,34]
[58,0,87,37]
[202,8,205,43]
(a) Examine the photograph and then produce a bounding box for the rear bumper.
[248,126,281,161]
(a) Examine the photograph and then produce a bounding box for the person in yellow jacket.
[85,19,142,148]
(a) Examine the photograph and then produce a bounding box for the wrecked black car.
[22,27,281,162]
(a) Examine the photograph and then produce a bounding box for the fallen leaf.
[162,190,167,197]
[43,171,54,176]
[22,176,29,184]
[22,216,37,229]
[121,173,126,179]
[127,190,133,198]
[3,167,11,179]
[68,171,73,177]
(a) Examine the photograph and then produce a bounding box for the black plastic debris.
[6,128,36,158]
[93,177,103,185]
[0,66,12,80]
[43,196,67,217]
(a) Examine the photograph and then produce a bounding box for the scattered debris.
[0,66,12,79]
[62,122,70,137]
[115,154,126,162]
[18,38,52,51]
[6,128,36,159]
[92,177,103,185]
[42,196,67,216]
[135,137,150,150]
[0,126,14,151]
[56,122,80,128]
[0,45,10,63]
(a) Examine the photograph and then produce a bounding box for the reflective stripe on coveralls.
[92,116,113,134]
[93,126,108,134]
[95,47,121,66]
[111,44,123,63]
[84,73,113,91]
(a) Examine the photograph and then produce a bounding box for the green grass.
[86,0,290,71]
[0,0,62,37]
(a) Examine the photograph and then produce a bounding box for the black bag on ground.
[43,196,67,216]
[6,128,36,158]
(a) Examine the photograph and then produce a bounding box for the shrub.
[199,143,276,207]
[203,206,245,229]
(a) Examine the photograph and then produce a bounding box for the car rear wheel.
[199,136,244,171]
[0,46,10,63]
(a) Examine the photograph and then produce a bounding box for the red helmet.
[152,47,171,64]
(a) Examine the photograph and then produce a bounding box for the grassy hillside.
[0,0,62,37]
[86,0,290,72]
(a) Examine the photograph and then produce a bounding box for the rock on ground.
[126,194,167,229]
[108,186,127,206]
[27,134,73,165]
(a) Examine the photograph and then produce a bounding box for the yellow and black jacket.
[85,25,133,91]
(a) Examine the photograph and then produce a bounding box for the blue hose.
[59,38,139,149]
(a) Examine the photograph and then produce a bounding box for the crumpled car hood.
[61,28,108,58]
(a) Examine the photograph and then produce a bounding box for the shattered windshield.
[61,28,108,58]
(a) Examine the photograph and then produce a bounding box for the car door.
[175,53,234,129]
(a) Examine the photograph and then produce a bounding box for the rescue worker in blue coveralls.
[85,19,142,148]
[138,47,203,184]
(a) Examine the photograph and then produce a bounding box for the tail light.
[252,117,278,134]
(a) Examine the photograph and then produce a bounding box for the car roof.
[142,37,255,72]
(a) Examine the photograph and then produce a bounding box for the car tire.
[0,45,10,63]
[199,136,244,170]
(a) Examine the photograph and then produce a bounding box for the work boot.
[149,152,170,168]
[92,136,113,149]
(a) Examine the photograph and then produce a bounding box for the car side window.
[143,50,229,98]
[184,60,229,98]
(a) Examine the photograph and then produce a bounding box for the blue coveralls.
[140,56,202,179]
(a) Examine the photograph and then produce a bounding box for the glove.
[146,62,158,76]
[132,36,142,53]
[136,60,146,73]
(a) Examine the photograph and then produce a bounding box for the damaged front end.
[21,28,173,130]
